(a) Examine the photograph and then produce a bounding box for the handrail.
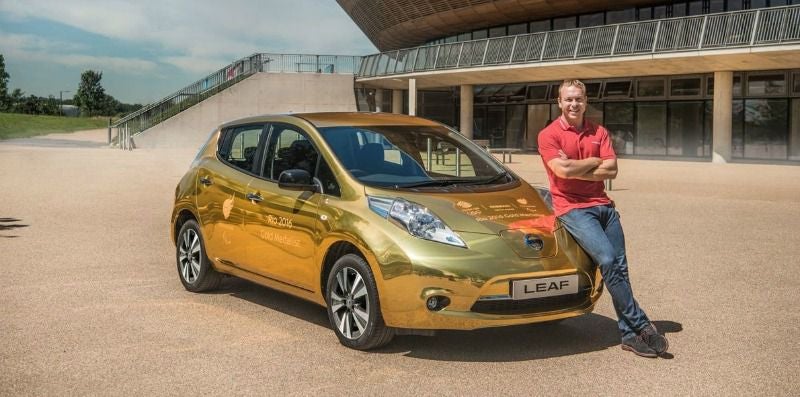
[111,52,362,148]
[356,5,800,78]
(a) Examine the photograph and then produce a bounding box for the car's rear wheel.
[326,254,394,350]
[177,219,222,292]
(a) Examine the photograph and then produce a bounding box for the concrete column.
[392,89,403,114]
[374,89,383,112]
[712,71,733,163]
[459,84,474,139]
[408,78,417,116]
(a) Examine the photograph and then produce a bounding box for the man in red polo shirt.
[538,79,669,358]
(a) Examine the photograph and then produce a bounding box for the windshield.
[318,125,514,190]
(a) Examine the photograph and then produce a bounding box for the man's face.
[558,85,587,124]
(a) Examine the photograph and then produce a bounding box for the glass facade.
[375,70,799,162]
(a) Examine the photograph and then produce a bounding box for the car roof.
[219,112,442,130]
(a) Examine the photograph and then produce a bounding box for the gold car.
[171,112,601,350]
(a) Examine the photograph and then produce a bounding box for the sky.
[0,0,377,104]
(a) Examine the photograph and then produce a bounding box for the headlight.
[368,196,466,248]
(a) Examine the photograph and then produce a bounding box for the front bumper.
[376,229,603,330]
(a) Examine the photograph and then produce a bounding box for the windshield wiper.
[395,179,469,188]
[468,171,511,185]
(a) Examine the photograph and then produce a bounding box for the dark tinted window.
[219,125,264,174]
[316,158,340,196]
[262,125,318,181]
[671,78,702,96]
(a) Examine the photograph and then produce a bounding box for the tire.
[326,254,394,350]
[176,219,222,292]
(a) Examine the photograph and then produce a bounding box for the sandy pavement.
[1,128,799,395]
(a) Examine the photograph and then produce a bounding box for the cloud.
[0,0,377,68]
[0,31,157,74]
[161,56,233,75]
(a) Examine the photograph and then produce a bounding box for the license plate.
[511,275,579,300]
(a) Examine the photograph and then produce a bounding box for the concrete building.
[341,0,800,163]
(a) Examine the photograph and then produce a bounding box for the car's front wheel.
[176,219,222,292]
[326,254,394,350]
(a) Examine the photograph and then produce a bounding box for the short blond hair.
[558,79,587,99]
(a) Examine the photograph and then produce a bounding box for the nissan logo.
[524,234,544,251]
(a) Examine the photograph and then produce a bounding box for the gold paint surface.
[171,114,601,331]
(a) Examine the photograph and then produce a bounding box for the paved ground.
[1,129,798,395]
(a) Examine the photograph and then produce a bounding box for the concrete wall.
[134,72,357,149]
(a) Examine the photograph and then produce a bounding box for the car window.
[316,157,341,196]
[219,125,265,174]
[263,125,318,180]
[319,126,507,190]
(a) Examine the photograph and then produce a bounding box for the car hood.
[363,182,557,236]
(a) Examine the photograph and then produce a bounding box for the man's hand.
[546,155,603,179]
[573,158,618,181]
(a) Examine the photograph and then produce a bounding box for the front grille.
[470,286,592,315]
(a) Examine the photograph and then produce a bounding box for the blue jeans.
[559,205,650,340]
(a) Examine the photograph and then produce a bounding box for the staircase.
[112,53,362,149]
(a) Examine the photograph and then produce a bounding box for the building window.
[489,26,507,38]
[671,77,702,97]
[529,20,550,33]
[606,102,635,154]
[457,33,471,42]
[579,12,604,27]
[548,84,561,100]
[607,8,636,24]
[727,0,744,10]
[791,99,800,160]
[672,2,688,17]
[792,72,800,95]
[688,1,704,15]
[636,102,667,155]
[526,85,548,100]
[603,81,633,98]
[638,79,666,97]
[508,23,527,35]
[744,98,788,159]
[638,7,653,20]
[553,16,576,30]
[585,82,602,99]
[669,101,706,157]
[747,73,786,96]
[654,5,669,18]
[472,29,488,40]
[749,0,768,8]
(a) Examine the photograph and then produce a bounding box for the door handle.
[199,177,213,186]
[246,192,263,202]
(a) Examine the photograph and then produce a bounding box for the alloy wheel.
[178,228,201,284]
[329,267,370,339]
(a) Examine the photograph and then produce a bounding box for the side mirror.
[278,169,318,192]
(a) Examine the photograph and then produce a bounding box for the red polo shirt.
[538,116,616,217]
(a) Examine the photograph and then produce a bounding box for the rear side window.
[218,125,265,174]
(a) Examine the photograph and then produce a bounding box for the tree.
[0,54,10,111]
[74,70,106,116]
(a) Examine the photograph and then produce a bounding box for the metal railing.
[111,53,362,148]
[357,5,800,78]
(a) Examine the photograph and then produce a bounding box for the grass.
[0,112,111,140]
